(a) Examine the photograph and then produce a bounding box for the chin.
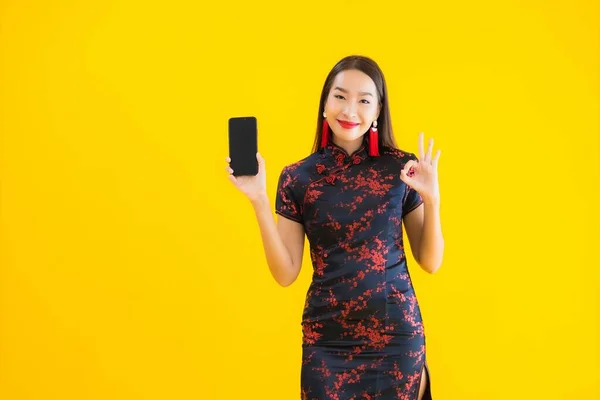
[333,130,364,142]
[333,136,355,143]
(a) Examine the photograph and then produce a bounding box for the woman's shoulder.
[277,152,323,193]
[280,151,322,176]
[380,146,419,162]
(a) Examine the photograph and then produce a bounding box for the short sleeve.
[275,167,303,223]
[402,153,424,218]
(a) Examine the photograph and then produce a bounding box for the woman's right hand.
[225,153,267,203]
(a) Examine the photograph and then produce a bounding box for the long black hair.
[311,55,398,153]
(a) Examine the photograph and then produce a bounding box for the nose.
[342,102,358,119]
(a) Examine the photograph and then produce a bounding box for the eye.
[360,99,370,104]
[334,94,345,100]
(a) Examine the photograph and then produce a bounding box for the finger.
[225,157,231,162]
[400,169,415,187]
[257,153,266,174]
[418,132,425,161]
[225,166,234,174]
[433,149,441,169]
[227,174,239,187]
[402,159,418,176]
[425,137,434,163]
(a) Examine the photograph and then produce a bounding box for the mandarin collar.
[315,138,371,184]
[322,136,369,164]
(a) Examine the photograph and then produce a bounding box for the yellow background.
[1,1,598,399]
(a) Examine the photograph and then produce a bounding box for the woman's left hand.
[400,132,441,204]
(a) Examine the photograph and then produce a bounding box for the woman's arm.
[403,198,444,274]
[251,193,305,286]
[400,133,444,274]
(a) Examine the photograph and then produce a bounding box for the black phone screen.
[228,116,258,176]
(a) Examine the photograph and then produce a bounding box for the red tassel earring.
[320,112,329,149]
[368,120,380,156]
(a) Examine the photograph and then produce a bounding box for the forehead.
[332,69,376,93]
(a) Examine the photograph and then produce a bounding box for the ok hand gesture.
[400,132,441,204]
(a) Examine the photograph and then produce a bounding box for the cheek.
[360,107,377,121]
[327,101,343,115]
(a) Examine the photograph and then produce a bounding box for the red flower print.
[303,320,324,345]
[305,188,324,204]
[278,148,432,398]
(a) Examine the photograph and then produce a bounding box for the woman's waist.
[301,309,425,346]
[302,294,423,324]
[307,274,415,298]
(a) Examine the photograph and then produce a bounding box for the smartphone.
[228,116,258,176]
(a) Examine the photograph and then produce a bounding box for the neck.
[331,135,365,156]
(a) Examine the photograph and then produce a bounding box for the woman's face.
[324,69,381,144]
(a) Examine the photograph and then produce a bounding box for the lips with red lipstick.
[337,120,360,129]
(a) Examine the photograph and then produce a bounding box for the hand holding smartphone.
[228,116,258,176]
[225,116,267,203]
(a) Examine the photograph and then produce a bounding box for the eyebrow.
[334,86,373,97]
